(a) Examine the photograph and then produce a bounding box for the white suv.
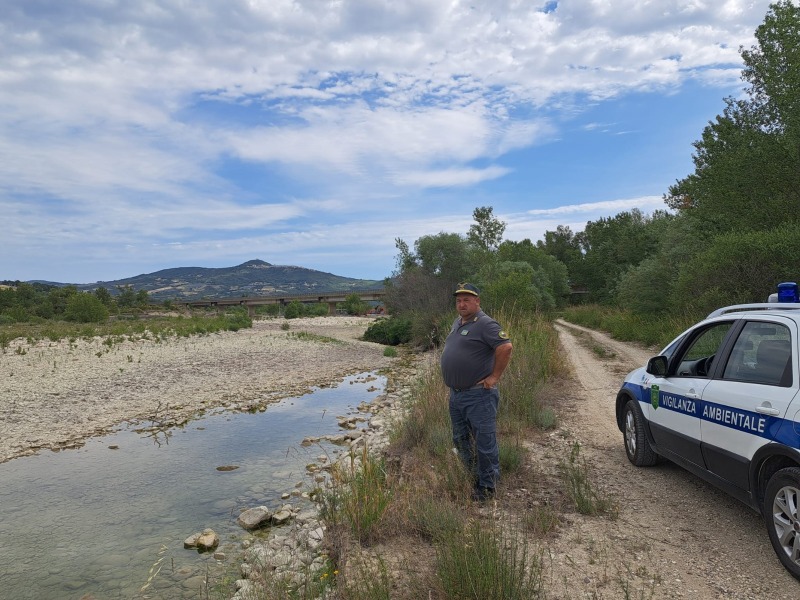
[616,297,800,579]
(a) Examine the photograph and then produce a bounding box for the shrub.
[64,293,110,323]
[339,293,368,315]
[283,300,302,319]
[223,309,252,331]
[363,317,412,346]
[436,520,544,599]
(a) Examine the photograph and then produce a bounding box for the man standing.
[440,282,513,501]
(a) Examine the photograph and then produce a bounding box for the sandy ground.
[0,316,394,464]
[545,320,799,599]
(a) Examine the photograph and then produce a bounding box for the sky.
[0,0,781,284]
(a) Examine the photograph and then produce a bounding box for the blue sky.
[1,0,779,284]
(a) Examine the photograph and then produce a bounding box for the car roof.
[706,303,800,319]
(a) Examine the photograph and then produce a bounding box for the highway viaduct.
[182,289,387,316]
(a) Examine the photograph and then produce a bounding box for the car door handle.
[756,404,780,416]
[686,390,700,399]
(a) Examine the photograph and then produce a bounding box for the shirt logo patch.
[461,330,469,335]
[499,330,509,339]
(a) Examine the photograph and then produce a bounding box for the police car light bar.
[777,281,799,303]
[708,282,800,318]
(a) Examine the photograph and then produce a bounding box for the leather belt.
[451,383,484,392]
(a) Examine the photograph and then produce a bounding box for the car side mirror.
[646,356,668,377]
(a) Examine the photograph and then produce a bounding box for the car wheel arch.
[752,446,800,512]
[615,390,637,431]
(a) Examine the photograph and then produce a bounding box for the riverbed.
[0,316,394,463]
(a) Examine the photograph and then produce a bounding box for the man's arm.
[480,342,513,388]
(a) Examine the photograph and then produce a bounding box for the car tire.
[764,467,800,580]
[622,399,658,467]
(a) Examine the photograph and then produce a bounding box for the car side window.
[721,321,793,387]
[674,322,733,378]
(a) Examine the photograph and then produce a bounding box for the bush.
[363,317,412,346]
[64,293,109,323]
[436,520,544,599]
[339,293,368,315]
[283,300,302,319]
[255,303,281,317]
[223,309,252,331]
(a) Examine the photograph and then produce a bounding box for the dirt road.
[546,319,799,599]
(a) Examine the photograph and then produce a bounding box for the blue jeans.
[449,386,500,489]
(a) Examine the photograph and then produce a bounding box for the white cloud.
[395,166,511,187]
[0,0,778,282]
[525,196,666,216]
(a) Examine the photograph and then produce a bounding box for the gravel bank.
[0,316,394,464]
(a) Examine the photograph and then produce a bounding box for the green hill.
[67,259,383,301]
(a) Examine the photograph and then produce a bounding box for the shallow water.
[0,372,384,600]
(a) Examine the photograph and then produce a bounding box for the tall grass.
[494,308,564,431]
[436,520,544,600]
[561,305,697,348]
[321,445,393,545]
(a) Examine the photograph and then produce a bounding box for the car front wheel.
[622,399,658,467]
[764,467,800,580]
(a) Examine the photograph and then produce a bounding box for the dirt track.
[547,319,799,599]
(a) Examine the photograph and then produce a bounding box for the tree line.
[0,282,153,324]
[371,1,800,346]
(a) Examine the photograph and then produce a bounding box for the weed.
[288,331,343,344]
[436,520,544,599]
[559,442,617,516]
[524,503,560,537]
[338,553,392,600]
[499,436,525,474]
[382,346,397,357]
[406,496,462,543]
[0,334,8,353]
[322,445,392,545]
[590,342,616,359]
[616,561,660,600]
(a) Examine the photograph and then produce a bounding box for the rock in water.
[237,506,272,530]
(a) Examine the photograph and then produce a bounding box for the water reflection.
[0,372,384,600]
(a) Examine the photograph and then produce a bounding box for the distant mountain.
[64,259,384,301]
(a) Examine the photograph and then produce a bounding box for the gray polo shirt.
[440,310,511,389]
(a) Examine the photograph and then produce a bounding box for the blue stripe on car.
[622,381,800,449]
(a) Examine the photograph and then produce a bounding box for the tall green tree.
[579,209,672,303]
[116,285,137,309]
[387,207,509,347]
[536,225,585,285]
[496,239,571,307]
[665,1,800,233]
[93,286,113,306]
[467,206,506,253]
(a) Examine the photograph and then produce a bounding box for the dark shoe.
[471,486,495,502]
